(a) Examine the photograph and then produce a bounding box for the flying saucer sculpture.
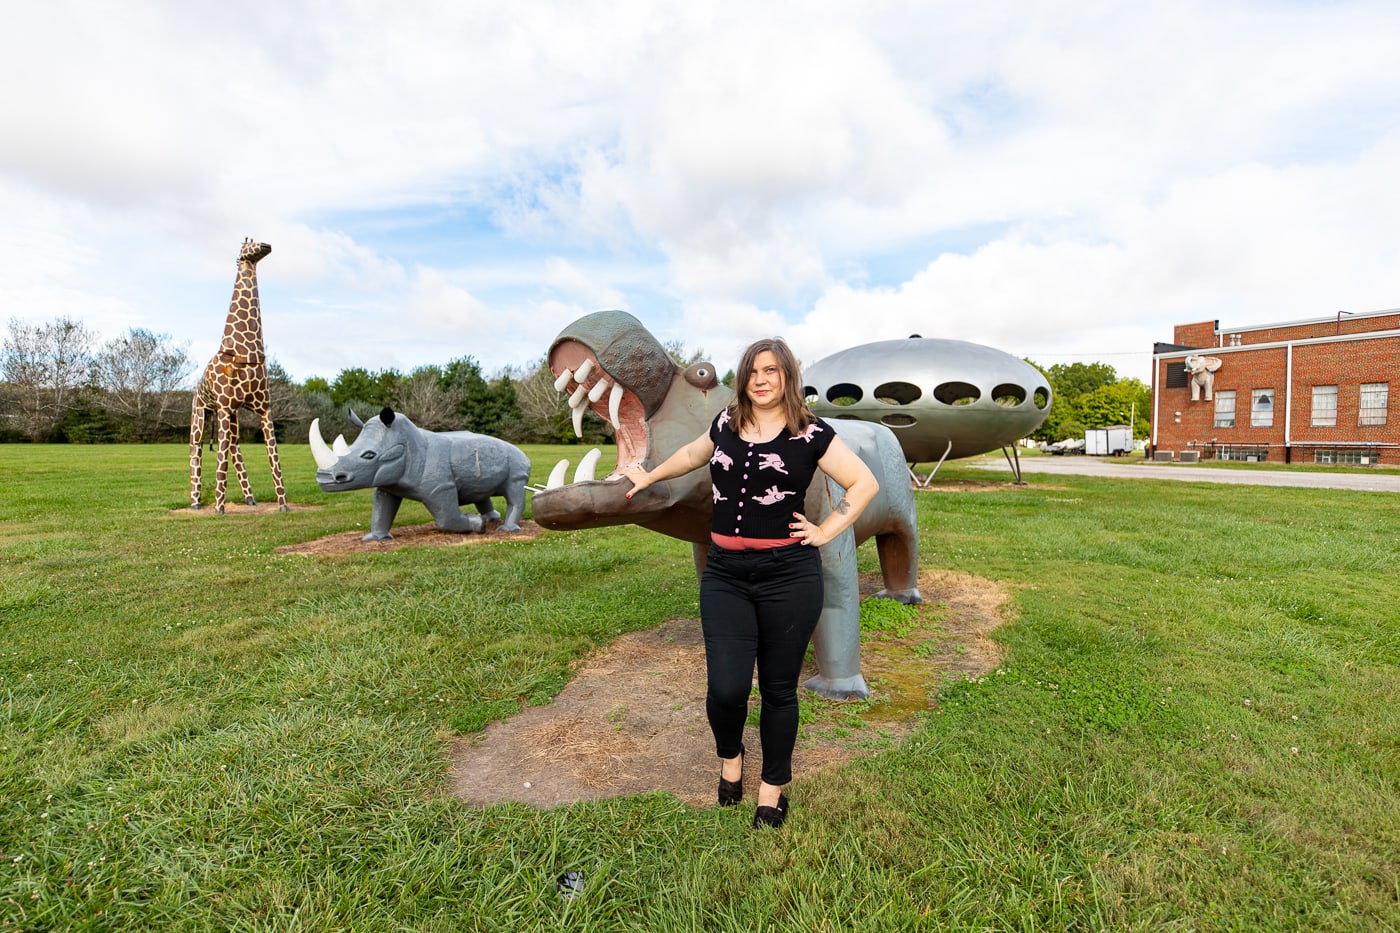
[803,336,1052,484]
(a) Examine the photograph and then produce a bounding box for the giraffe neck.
[218,259,266,365]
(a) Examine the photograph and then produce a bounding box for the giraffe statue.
[188,238,289,513]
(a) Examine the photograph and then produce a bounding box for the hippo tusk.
[553,368,573,392]
[571,401,586,438]
[333,435,349,456]
[574,358,594,382]
[568,383,590,409]
[609,383,625,430]
[572,448,602,484]
[546,458,569,490]
[587,377,610,403]
[309,418,337,469]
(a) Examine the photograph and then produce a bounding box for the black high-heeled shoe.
[717,746,745,806]
[752,793,789,829]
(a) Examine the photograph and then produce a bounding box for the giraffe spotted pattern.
[188,238,288,513]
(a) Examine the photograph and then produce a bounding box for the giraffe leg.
[189,396,206,509]
[230,414,255,505]
[260,409,289,511]
[215,409,233,514]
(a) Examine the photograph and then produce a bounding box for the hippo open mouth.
[538,338,650,489]
[528,310,721,533]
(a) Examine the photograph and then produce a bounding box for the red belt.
[711,533,798,551]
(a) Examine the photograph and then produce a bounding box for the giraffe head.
[239,238,272,264]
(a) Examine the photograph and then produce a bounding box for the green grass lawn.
[2,444,1397,931]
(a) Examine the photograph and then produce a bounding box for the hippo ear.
[380,406,395,426]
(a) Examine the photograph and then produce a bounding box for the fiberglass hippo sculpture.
[310,407,530,541]
[528,310,922,699]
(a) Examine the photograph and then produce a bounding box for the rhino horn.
[309,418,338,469]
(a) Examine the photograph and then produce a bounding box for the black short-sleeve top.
[707,409,836,539]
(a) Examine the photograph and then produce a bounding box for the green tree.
[1046,361,1117,403]
[1075,379,1150,437]
[329,367,400,410]
[1029,360,1123,442]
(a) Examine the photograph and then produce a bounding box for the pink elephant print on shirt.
[758,452,788,474]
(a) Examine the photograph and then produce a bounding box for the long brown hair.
[728,337,815,436]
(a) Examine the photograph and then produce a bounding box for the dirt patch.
[274,520,543,556]
[170,502,321,516]
[449,567,1009,809]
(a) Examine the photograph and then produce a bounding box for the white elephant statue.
[1183,354,1223,401]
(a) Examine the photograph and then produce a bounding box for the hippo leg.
[365,489,403,541]
[472,498,503,524]
[872,530,923,604]
[803,528,871,700]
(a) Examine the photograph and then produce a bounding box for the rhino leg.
[802,528,871,700]
[499,481,526,532]
[365,488,403,541]
[426,490,484,534]
[472,498,502,525]
[873,530,922,604]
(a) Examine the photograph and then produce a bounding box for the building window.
[1314,448,1380,466]
[1214,390,1236,428]
[1251,389,1274,427]
[1217,446,1268,462]
[1359,382,1389,426]
[1311,385,1337,427]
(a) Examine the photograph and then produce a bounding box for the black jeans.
[699,542,824,786]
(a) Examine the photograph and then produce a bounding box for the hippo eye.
[685,362,718,390]
[360,451,376,460]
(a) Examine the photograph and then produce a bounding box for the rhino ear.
[380,406,395,426]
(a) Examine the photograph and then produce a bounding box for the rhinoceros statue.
[310,407,530,541]
[528,310,922,699]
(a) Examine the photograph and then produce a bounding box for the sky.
[4,1,1400,387]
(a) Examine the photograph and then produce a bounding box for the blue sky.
[4,0,1399,385]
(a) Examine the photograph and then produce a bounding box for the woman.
[623,337,878,828]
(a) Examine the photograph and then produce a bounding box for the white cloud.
[2,1,1398,388]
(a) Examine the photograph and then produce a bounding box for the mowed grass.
[1,444,1397,931]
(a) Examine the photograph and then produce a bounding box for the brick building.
[1151,308,1400,465]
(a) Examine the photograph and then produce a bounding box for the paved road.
[965,456,1400,493]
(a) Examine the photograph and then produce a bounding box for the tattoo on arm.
[834,497,851,515]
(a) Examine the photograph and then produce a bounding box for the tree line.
[1025,360,1151,443]
[0,316,707,446]
[2,315,1144,446]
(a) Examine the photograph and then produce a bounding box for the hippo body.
[313,407,530,541]
[530,311,921,699]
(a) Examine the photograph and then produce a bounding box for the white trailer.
[1085,425,1133,456]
